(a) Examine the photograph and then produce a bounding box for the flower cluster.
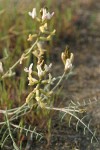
[24,62,53,84]
[24,62,55,107]
[27,7,55,43]
[29,8,54,21]
[24,7,74,108]
[24,8,56,107]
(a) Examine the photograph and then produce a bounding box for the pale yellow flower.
[27,34,33,41]
[39,23,47,33]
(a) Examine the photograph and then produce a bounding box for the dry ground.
[27,1,100,150]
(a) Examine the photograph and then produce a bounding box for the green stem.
[5,111,19,150]
[2,39,38,79]
[52,71,66,91]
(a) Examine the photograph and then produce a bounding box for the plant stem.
[2,39,38,79]
[52,71,66,91]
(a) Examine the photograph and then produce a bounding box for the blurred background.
[0,0,100,149]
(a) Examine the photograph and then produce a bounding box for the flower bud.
[70,53,74,63]
[0,62,3,73]
[64,59,72,71]
[39,23,47,33]
[61,52,66,65]
[27,34,37,41]
[28,76,38,86]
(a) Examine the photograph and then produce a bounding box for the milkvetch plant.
[0,7,98,149]
[24,8,73,108]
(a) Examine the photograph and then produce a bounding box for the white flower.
[0,62,3,73]
[65,59,72,71]
[48,73,56,84]
[37,64,44,78]
[24,63,33,74]
[29,8,37,19]
[37,63,52,78]
[42,8,54,21]
[24,63,38,85]
[44,63,52,72]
